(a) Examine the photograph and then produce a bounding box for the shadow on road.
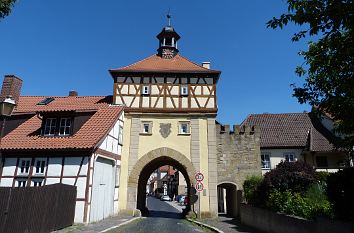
[148,210,183,219]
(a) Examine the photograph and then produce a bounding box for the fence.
[0,183,76,233]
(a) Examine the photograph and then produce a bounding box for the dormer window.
[44,118,57,136]
[42,117,73,136]
[142,85,150,95]
[59,118,72,136]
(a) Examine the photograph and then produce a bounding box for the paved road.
[106,197,209,233]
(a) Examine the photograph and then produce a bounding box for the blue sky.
[0,0,311,124]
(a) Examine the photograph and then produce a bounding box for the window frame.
[178,121,190,135]
[284,152,295,162]
[180,85,189,96]
[140,121,152,135]
[19,158,32,176]
[43,118,57,136]
[33,158,46,176]
[261,153,271,169]
[142,85,150,95]
[118,125,123,145]
[59,117,72,136]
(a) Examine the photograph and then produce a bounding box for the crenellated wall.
[216,124,262,189]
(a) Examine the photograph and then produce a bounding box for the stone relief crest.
[159,123,171,138]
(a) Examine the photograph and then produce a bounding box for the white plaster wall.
[46,178,60,185]
[0,178,13,187]
[63,157,82,176]
[261,148,304,174]
[74,201,85,223]
[47,158,62,176]
[2,158,16,176]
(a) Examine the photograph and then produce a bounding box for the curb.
[100,217,142,233]
[187,218,224,233]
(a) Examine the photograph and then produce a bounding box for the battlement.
[216,123,260,136]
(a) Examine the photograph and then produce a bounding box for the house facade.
[242,112,348,174]
[0,76,124,223]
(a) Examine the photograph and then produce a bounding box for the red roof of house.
[1,96,123,151]
[242,113,336,151]
[109,54,221,74]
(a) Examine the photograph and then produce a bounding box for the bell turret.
[157,14,180,59]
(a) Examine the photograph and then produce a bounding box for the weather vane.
[167,8,171,26]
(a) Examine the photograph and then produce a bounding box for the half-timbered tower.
[110,19,222,217]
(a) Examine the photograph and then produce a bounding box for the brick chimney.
[1,75,23,104]
[69,90,78,97]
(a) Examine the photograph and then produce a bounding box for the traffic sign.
[195,172,204,182]
[195,181,204,192]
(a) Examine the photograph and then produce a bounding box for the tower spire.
[167,10,171,27]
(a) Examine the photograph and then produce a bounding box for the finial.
[167,9,171,26]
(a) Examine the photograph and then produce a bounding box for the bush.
[267,188,333,219]
[243,175,263,205]
[260,161,316,196]
[327,167,354,221]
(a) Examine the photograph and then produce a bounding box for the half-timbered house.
[0,75,124,223]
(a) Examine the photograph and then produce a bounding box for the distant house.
[0,75,124,223]
[241,112,348,174]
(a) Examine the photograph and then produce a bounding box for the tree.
[267,0,354,156]
[0,0,16,20]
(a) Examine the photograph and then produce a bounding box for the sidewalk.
[54,215,135,233]
[198,215,262,233]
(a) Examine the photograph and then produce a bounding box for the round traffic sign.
[195,172,204,182]
[195,181,204,192]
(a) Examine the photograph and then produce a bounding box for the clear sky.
[0,0,311,124]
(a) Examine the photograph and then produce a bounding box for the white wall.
[261,148,303,175]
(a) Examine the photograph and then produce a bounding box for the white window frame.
[31,178,44,187]
[34,158,46,175]
[180,85,188,96]
[19,158,31,175]
[141,121,152,134]
[16,179,27,187]
[284,152,295,162]
[178,122,190,135]
[142,85,150,95]
[59,117,71,136]
[44,118,56,136]
[261,153,271,169]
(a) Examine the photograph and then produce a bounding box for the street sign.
[195,181,204,192]
[195,172,204,182]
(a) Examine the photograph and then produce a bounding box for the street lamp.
[0,96,16,185]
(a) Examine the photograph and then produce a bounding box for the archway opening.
[137,156,192,218]
[217,183,238,217]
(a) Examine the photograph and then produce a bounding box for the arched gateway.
[127,148,196,215]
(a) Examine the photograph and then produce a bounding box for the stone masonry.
[216,124,262,189]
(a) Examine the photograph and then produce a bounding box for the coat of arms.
[159,123,171,138]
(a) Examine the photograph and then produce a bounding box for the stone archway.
[217,182,240,218]
[126,147,197,216]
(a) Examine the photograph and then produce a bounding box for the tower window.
[181,85,188,96]
[141,121,152,135]
[165,38,172,46]
[178,122,190,135]
[142,85,150,95]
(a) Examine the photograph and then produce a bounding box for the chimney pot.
[202,62,211,69]
[69,90,78,97]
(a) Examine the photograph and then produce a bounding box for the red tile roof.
[109,54,221,74]
[242,113,335,151]
[1,96,123,151]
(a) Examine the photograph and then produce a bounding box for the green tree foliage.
[243,175,263,206]
[267,0,354,154]
[259,161,315,196]
[0,0,16,20]
[327,167,354,221]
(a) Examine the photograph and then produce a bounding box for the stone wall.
[240,204,354,233]
[216,124,261,189]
